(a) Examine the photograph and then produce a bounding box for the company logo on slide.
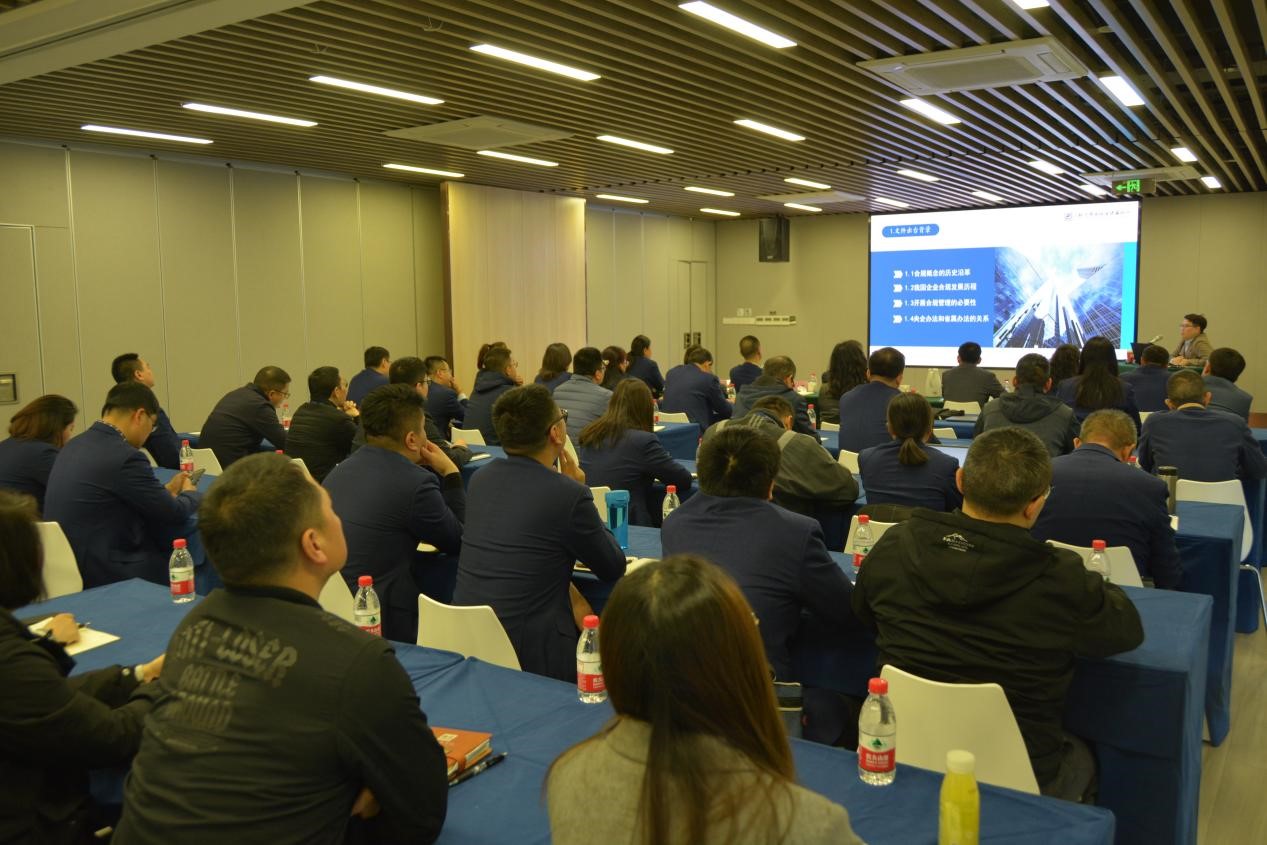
[882,224,939,238]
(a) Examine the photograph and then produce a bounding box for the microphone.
[1147,334,1162,344]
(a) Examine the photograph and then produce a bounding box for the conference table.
[24,580,1115,844]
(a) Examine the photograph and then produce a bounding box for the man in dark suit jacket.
[424,355,467,436]
[660,345,733,431]
[728,334,762,393]
[733,355,817,437]
[1033,410,1181,588]
[111,353,181,469]
[199,366,291,468]
[1138,370,1267,482]
[1120,344,1171,412]
[44,382,200,587]
[838,346,905,454]
[346,346,390,406]
[285,366,359,483]
[453,385,625,680]
[1203,347,1254,421]
[325,385,464,642]
[941,342,1003,408]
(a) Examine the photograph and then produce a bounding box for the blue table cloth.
[151,467,219,594]
[1233,425,1266,632]
[654,421,699,460]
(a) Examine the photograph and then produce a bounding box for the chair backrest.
[845,515,898,553]
[417,594,521,671]
[1139,411,1154,423]
[189,447,223,475]
[838,449,860,473]
[452,427,487,446]
[1046,540,1145,587]
[658,411,690,423]
[140,448,158,467]
[317,575,356,623]
[1176,479,1252,562]
[820,421,840,432]
[290,456,310,477]
[37,521,82,599]
[880,665,1039,794]
[590,486,611,521]
[932,427,956,440]
[942,400,980,414]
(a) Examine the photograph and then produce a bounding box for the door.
[0,225,41,424]
[670,260,711,355]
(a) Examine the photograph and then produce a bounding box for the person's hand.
[166,472,195,495]
[342,401,360,418]
[559,447,585,483]
[48,613,80,645]
[418,441,459,477]
[452,438,467,449]
[351,786,380,818]
[141,654,165,682]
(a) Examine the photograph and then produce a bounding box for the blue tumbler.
[606,489,630,550]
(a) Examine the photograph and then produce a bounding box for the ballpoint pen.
[449,752,507,787]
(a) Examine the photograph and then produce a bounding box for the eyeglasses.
[271,389,291,399]
[547,408,569,433]
[1180,323,1195,329]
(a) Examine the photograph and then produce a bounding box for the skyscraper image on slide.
[992,245,1125,348]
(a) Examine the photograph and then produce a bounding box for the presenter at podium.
[1171,314,1212,367]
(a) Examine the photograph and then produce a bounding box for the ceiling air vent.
[857,37,1088,95]
[384,116,572,149]
[756,189,866,204]
[1082,166,1200,185]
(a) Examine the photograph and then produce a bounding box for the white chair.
[1046,540,1145,588]
[590,486,611,522]
[880,665,1040,794]
[845,515,897,553]
[290,456,310,476]
[941,400,980,414]
[452,427,486,446]
[838,449,860,473]
[820,421,840,432]
[417,594,521,671]
[317,575,356,624]
[37,522,82,599]
[189,448,223,475]
[1175,479,1263,629]
[563,434,579,466]
[1139,411,1154,423]
[657,411,690,423]
[932,427,956,440]
[140,448,158,467]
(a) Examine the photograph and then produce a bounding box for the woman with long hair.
[600,345,628,391]
[858,392,961,511]
[577,379,691,526]
[0,394,78,513]
[817,341,867,425]
[534,342,573,393]
[1048,343,1080,391]
[625,334,664,397]
[1055,336,1142,430]
[547,555,861,845]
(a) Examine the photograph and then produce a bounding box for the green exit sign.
[1112,178,1155,195]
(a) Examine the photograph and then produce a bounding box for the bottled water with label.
[179,439,194,474]
[280,403,292,431]
[807,404,817,429]
[1088,540,1110,582]
[852,515,874,570]
[806,372,818,393]
[858,677,897,785]
[354,575,382,636]
[576,614,606,703]
[169,539,195,603]
[661,485,680,523]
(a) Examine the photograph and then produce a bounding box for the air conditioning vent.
[1082,165,1200,185]
[857,37,1088,95]
[384,115,572,149]
[756,189,866,204]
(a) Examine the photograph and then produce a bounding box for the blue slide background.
[870,247,998,347]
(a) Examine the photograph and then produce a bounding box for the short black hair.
[750,395,793,419]
[762,356,795,382]
[868,347,905,380]
[388,356,428,387]
[199,453,324,587]
[492,384,557,453]
[308,366,341,402]
[101,382,158,417]
[630,335,651,357]
[1014,353,1050,387]
[253,366,291,394]
[697,427,780,499]
[364,346,390,369]
[111,353,143,384]
[740,335,760,358]
[1141,344,1169,366]
[424,356,449,376]
[685,346,713,366]
[1167,369,1206,405]
[572,347,604,377]
[1184,313,1207,333]
[958,342,982,364]
[0,490,43,608]
[1207,348,1245,382]
[482,347,513,375]
[360,384,425,441]
[962,428,1051,517]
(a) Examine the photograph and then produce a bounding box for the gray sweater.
[974,385,1079,457]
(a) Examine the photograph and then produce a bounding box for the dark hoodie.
[973,384,1079,457]
[733,376,817,438]
[852,509,1143,789]
[465,370,518,445]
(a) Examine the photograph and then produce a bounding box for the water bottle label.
[170,576,194,596]
[858,732,895,772]
[180,462,194,473]
[852,551,868,569]
[577,666,605,693]
[358,614,382,637]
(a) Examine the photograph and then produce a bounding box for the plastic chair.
[1139,411,1154,423]
[838,449,860,473]
[932,427,956,440]
[657,411,690,423]
[189,448,223,475]
[317,575,356,624]
[590,486,611,522]
[452,427,486,446]
[289,457,311,478]
[942,400,980,414]
[1175,479,1262,631]
[37,522,83,599]
[880,665,1039,794]
[1046,540,1146,588]
[820,421,840,432]
[845,515,897,553]
[417,594,521,671]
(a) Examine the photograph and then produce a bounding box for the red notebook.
[432,727,493,780]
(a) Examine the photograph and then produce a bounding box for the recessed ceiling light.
[1079,184,1110,197]
[80,124,212,144]
[1011,0,1050,9]
[678,2,796,49]
[596,135,673,155]
[383,163,464,178]
[1099,75,1146,107]
[685,186,734,196]
[309,75,443,105]
[700,207,741,217]
[734,119,805,142]
[874,197,911,208]
[182,103,316,127]
[972,190,1005,202]
[595,194,649,204]
[897,168,940,183]
[1170,146,1198,163]
[784,203,822,212]
[1028,159,1065,175]
[476,149,559,167]
[469,44,600,81]
[784,177,830,189]
[898,98,962,125]
[1201,175,1222,189]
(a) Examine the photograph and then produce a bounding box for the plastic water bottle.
[1088,539,1110,581]
[169,539,195,603]
[662,485,680,523]
[939,750,980,845]
[354,575,382,636]
[852,515,875,570]
[807,372,818,393]
[179,439,194,473]
[1127,455,1141,469]
[577,614,606,703]
[281,403,292,431]
[858,677,897,785]
[726,382,736,401]
[807,404,817,428]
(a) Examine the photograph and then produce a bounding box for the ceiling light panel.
[785,177,831,190]
[383,163,464,178]
[874,197,910,208]
[1078,184,1110,196]
[596,134,673,154]
[678,2,796,49]
[476,149,559,167]
[972,190,1005,202]
[182,103,315,126]
[469,44,600,81]
[1011,1,1051,9]
[700,207,740,216]
[1099,75,1146,107]
[595,194,649,204]
[734,119,804,141]
[1028,159,1065,175]
[309,75,443,105]
[897,168,940,182]
[1170,146,1198,163]
[784,203,822,212]
[1201,176,1222,189]
[685,186,734,196]
[898,98,962,125]
[81,124,212,144]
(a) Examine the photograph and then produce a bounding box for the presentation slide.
[868,201,1140,368]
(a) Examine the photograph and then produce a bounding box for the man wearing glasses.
[1171,314,1212,367]
[198,366,292,468]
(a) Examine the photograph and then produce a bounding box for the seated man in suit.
[553,347,613,442]
[1121,344,1171,412]
[350,357,471,469]
[1138,370,1267,482]
[1171,313,1212,367]
[728,334,762,393]
[113,453,448,844]
[1033,410,1181,588]
[838,346,904,453]
[660,345,733,431]
[112,353,181,469]
[325,385,464,642]
[199,366,291,468]
[43,382,200,587]
[424,355,467,437]
[732,355,817,437]
[1203,347,1253,421]
[975,353,1079,457]
[453,385,626,680]
[941,341,1004,408]
[852,427,1143,800]
[346,345,390,406]
[464,346,520,445]
[284,366,359,483]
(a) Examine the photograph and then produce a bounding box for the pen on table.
[449,752,508,787]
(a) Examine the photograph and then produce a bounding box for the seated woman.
[534,342,572,393]
[859,392,962,512]
[0,490,165,842]
[1055,336,1142,431]
[817,340,867,425]
[0,395,78,513]
[600,345,628,392]
[547,555,862,845]
[625,334,664,397]
[577,379,692,527]
[1048,343,1080,393]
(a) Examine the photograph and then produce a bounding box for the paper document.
[27,620,120,655]
[468,453,493,461]
[653,425,665,432]
[1170,515,1179,531]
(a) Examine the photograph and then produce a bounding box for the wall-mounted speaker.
[759,216,790,262]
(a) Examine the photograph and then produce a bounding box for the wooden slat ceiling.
[0,0,1263,217]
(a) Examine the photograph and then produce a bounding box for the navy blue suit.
[858,440,962,512]
[661,364,732,430]
[324,445,465,642]
[0,437,59,512]
[1204,375,1253,421]
[143,407,181,469]
[1120,366,1170,413]
[1138,407,1267,482]
[453,456,625,680]
[837,381,900,454]
[626,356,664,396]
[465,371,517,445]
[1055,376,1142,431]
[346,368,388,406]
[661,492,855,680]
[1032,444,1182,588]
[43,422,202,587]
[728,361,761,393]
[198,384,288,468]
[578,430,693,527]
[425,382,466,437]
